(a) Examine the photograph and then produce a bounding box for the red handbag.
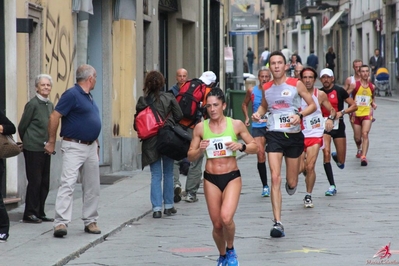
[134,98,165,140]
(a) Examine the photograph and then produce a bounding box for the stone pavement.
[2,96,399,266]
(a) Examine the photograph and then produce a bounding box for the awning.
[322,10,345,36]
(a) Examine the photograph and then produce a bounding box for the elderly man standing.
[45,64,102,238]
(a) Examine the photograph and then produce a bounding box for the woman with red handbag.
[134,71,183,218]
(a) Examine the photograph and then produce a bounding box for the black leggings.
[203,170,241,192]
[0,160,9,235]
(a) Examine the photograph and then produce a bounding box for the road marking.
[286,247,328,254]
[171,247,214,253]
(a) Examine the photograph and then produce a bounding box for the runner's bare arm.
[187,122,207,162]
[241,87,253,126]
[347,82,355,96]
[252,88,268,121]
[371,84,377,110]
[344,77,351,92]
[341,97,358,118]
[297,80,317,117]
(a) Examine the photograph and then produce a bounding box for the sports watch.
[239,143,246,152]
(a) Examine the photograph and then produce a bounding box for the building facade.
[263,0,397,87]
[1,0,225,206]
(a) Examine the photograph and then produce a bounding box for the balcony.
[299,0,321,16]
[316,0,339,7]
[298,0,339,16]
[265,0,283,5]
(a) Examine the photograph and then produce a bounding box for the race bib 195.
[272,113,295,130]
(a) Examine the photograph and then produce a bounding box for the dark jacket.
[0,110,16,136]
[369,56,384,74]
[326,52,336,68]
[18,96,54,151]
[0,110,16,176]
[306,53,319,70]
[135,91,183,168]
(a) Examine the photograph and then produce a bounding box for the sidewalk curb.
[55,155,249,265]
[54,210,151,266]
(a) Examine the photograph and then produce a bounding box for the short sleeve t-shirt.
[55,84,101,141]
[320,85,349,118]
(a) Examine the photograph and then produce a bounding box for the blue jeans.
[150,155,174,212]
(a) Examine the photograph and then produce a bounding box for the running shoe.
[285,182,297,196]
[226,249,239,266]
[361,156,368,166]
[270,221,285,238]
[356,150,362,158]
[0,233,9,243]
[325,185,337,196]
[184,193,198,203]
[216,255,227,266]
[174,185,182,203]
[303,195,314,208]
[261,185,270,197]
[331,152,344,169]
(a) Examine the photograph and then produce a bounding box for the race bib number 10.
[206,136,233,158]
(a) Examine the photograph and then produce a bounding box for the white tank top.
[301,89,324,138]
[264,78,302,133]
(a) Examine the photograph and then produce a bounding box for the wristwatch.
[239,143,246,152]
[327,115,335,121]
[296,112,303,120]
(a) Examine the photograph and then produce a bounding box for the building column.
[4,0,18,196]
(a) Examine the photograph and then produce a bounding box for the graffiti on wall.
[44,5,76,104]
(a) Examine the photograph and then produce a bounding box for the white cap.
[199,71,217,85]
[319,68,334,78]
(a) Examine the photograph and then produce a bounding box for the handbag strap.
[144,97,171,123]
[145,97,162,123]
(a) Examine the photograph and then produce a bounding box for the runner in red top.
[319,68,357,196]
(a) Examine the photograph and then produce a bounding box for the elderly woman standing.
[134,71,183,218]
[18,74,54,223]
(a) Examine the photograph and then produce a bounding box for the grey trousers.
[173,127,204,195]
[53,141,100,227]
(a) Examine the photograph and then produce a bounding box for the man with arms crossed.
[319,68,357,196]
[252,51,316,237]
[298,67,335,208]
[242,68,271,197]
[347,65,377,166]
